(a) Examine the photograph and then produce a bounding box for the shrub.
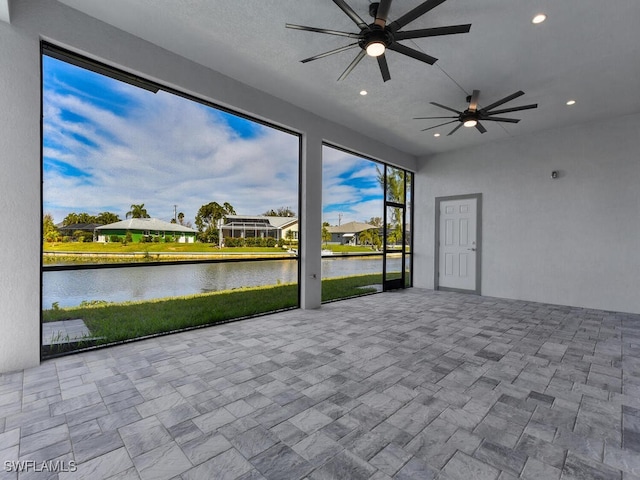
[125,231,133,243]
[225,237,243,247]
[110,235,120,243]
[266,237,276,247]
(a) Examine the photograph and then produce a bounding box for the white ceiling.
[57,0,640,157]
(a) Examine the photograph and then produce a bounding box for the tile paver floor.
[1,289,640,479]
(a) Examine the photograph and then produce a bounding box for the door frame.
[382,166,407,291]
[434,193,482,295]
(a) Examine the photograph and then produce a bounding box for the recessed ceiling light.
[359,90,368,96]
[566,100,576,105]
[532,14,547,24]
[434,133,441,137]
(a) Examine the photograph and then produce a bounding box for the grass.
[43,241,387,265]
[321,274,381,301]
[322,244,377,254]
[44,241,287,254]
[42,274,381,349]
[45,242,374,255]
[43,241,293,264]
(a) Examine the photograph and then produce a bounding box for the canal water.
[43,256,401,308]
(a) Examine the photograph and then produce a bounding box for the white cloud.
[43,85,299,224]
[321,146,383,225]
[43,68,398,230]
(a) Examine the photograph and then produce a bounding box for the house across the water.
[95,218,198,243]
[220,215,298,242]
[326,221,379,245]
[57,222,102,241]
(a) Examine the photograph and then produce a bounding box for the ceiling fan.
[415,90,538,135]
[286,0,471,82]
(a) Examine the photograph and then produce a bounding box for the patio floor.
[1,289,639,479]
[42,319,93,346]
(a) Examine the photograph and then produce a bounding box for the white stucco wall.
[414,113,640,314]
[0,10,40,372]
[0,0,415,373]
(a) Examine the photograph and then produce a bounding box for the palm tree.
[96,211,120,224]
[126,203,150,219]
[359,228,381,250]
[62,212,79,226]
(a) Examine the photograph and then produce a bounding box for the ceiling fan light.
[463,119,477,127]
[366,41,386,57]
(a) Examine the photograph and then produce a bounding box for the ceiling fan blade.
[482,117,521,123]
[285,24,360,38]
[421,120,458,131]
[375,0,392,26]
[414,116,458,119]
[337,49,366,81]
[486,104,538,115]
[301,43,359,63]
[394,24,471,40]
[482,91,525,112]
[468,89,480,112]
[447,122,463,136]
[388,43,437,65]
[476,122,487,133]
[389,0,448,32]
[430,101,462,114]
[377,54,391,82]
[332,0,369,30]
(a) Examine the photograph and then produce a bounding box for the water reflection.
[43,256,397,308]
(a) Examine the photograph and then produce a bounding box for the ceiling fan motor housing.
[359,26,393,51]
[460,110,477,122]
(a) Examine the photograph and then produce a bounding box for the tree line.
[44,202,298,244]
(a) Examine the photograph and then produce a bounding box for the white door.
[438,196,479,292]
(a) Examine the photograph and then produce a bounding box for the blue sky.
[322,146,383,225]
[43,54,383,226]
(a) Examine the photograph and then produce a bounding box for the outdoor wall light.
[551,170,559,179]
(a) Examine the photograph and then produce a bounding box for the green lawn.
[42,274,381,351]
[44,241,383,256]
[322,244,378,254]
[43,241,387,265]
[43,241,293,264]
[44,241,287,254]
